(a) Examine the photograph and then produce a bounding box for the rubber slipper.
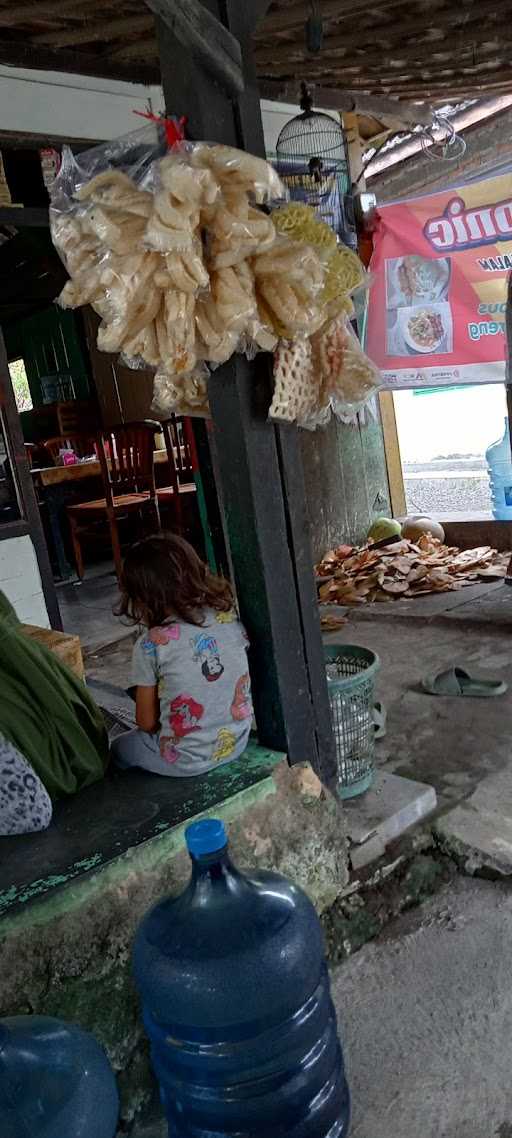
[422,665,507,698]
[373,701,387,739]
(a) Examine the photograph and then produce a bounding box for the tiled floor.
[56,561,131,652]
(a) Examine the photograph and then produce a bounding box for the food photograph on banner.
[367,174,510,390]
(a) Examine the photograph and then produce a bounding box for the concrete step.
[435,766,512,875]
[344,770,437,870]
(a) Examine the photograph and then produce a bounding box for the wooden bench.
[21,624,84,680]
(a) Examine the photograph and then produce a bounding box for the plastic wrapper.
[269,338,329,429]
[51,123,167,218]
[195,290,241,365]
[313,315,382,419]
[252,237,324,339]
[271,203,369,322]
[321,245,368,309]
[151,365,210,419]
[187,142,287,204]
[52,128,336,384]
[272,202,337,251]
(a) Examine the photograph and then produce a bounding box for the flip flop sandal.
[422,665,507,698]
[373,701,387,739]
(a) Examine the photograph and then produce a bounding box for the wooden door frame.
[0,327,61,628]
[379,391,407,517]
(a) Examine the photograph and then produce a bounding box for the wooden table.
[31,448,169,488]
[31,450,170,578]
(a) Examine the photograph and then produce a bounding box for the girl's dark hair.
[118,533,234,629]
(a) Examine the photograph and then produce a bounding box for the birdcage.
[275,83,353,243]
[324,644,380,799]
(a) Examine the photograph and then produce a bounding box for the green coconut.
[367,517,402,543]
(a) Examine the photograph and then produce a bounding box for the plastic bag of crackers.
[50,126,380,425]
[267,203,380,428]
[49,126,304,415]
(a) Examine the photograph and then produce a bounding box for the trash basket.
[324,644,380,799]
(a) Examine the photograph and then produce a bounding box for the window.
[393,383,508,519]
[8,358,32,412]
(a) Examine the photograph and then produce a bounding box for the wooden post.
[506,274,512,457]
[155,0,336,782]
[379,392,407,517]
[344,109,406,520]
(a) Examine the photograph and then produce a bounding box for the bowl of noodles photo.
[401,306,447,354]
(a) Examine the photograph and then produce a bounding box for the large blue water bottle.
[486,417,512,520]
[0,1015,119,1138]
[133,818,350,1137]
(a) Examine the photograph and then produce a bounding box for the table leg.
[42,484,74,580]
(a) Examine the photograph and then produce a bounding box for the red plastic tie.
[133,110,187,147]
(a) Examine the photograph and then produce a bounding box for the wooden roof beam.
[111,37,159,62]
[261,37,511,84]
[258,80,434,128]
[254,0,402,36]
[144,0,244,94]
[0,38,158,82]
[33,14,155,47]
[0,0,89,26]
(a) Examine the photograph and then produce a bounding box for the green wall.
[5,306,90,407]
[301,410,391,560]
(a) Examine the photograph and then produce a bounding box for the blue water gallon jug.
[486,417,512,520]
[133,818,350,1137]
[0,1015,119,1138]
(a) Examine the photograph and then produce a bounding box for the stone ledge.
[0,756,348,1124]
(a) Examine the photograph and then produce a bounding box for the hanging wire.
[420,113,467,162]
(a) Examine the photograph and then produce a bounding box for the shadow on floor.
[57,561,131,652]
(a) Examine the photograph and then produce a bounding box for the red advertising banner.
[366,172,512,389]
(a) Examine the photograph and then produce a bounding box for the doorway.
[383,383,508,520]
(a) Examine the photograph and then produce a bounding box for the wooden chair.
[156,416,196,532]
[42,434,97,465]
[67,420,161,580]
[24,443,37,469]
[57,399,98,436]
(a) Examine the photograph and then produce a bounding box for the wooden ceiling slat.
[259,39,509,81]
[256,0,400,37]
[111,37,160,61]
[33,13,155,47]
[0,0,507,104]
[0,37,158,82]
[0,0,99,25]
[255,0,502,65]
[351,70,512,92]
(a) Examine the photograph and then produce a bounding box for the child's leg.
[111,728,168,775]
[0,734,52,836]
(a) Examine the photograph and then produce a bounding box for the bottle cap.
[186,818,227,856]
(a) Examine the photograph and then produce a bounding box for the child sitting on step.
[111,534,253,777]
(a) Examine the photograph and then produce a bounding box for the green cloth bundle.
[0,590,109,799]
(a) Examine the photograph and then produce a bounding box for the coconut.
[367,517,402,543]
[401,516,445,543]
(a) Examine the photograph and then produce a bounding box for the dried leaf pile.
[317,536,511,606]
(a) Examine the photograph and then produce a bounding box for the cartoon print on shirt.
[149,625,181,645]
[169,693,204,739]
[215,610,235,624]
[212,728,237,762]
[141,638,157,656]
[190,631,224,683]
[231,673,252,722]
[159,736,179,764]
